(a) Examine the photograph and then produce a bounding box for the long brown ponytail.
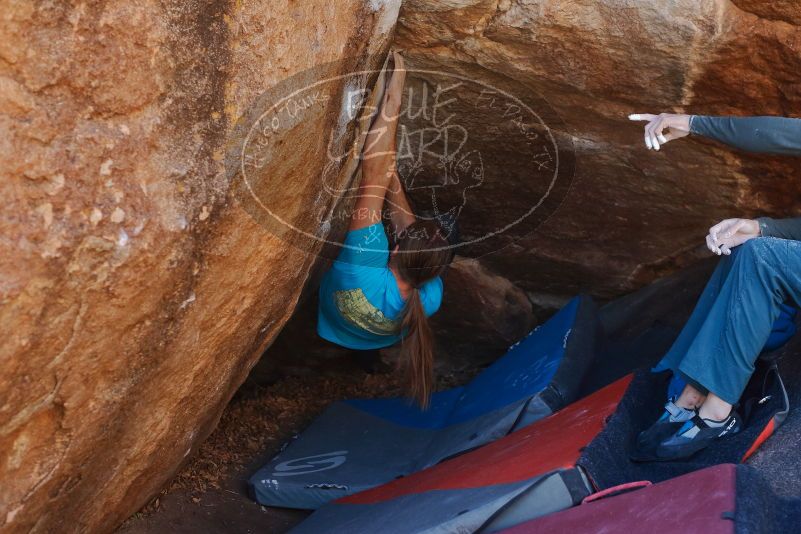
[395,220,454,408]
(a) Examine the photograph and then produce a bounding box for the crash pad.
[289,375,631,534]
[250,296,600,509]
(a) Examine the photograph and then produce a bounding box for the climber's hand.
[382,50,406,113]
[706,218,760,256]
[392,50,406,76]
[386,50,406,93]
[628,113,692,151]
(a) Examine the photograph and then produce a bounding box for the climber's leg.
[655,238,801,459]
[637,245,740,456]
[676,238,801,405]
[636,237,801,460]
[656,253,737,380]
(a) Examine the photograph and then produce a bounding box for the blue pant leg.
[678,238,801,404]
[658,254,736,373]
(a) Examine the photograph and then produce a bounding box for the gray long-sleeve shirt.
[691,115,801,240]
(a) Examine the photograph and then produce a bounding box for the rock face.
[0,1,400,532]
[4,0,801,531]
[430,256,536,366]
[394,0,801,304]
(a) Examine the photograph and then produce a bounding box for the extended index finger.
[628,113,658,122]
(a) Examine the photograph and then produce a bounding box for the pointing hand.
[629,113,692,151]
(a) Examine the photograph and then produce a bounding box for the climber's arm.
[629,113,801,155]
[705,216,801,256]
[757,217,801,241]
[631,112,801,243]
[350,51,406,232]
[384,172,416,237]
[690,115,801,155]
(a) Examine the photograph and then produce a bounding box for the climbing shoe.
[655,411,742,461]
[629,398,695,462]
[638,398,695,447]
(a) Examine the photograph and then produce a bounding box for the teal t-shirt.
[318,223,444,350]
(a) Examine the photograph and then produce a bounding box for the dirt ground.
[118,353,479,534]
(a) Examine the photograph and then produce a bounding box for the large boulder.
[394,0,801,303]
[228,0,801,384]
[0,0,400,532]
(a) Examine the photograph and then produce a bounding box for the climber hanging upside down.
[629,112,801,460]
[317,51,454,407]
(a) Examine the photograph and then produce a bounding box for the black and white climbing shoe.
[629,398,695,461]
[655,411,742,461]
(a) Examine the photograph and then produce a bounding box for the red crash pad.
[502,463,737,534]
[340,374,633,505]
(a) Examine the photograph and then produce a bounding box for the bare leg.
[675,377,732,420]
[675,384,706,409]
[698,393,733,421]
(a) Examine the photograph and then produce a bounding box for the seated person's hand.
[706,218,760,256]
[629,113,692,150]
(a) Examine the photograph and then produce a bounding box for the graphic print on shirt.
[334,288,399,336]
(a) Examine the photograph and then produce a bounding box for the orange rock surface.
[395,0,801,300]
[0,1,400,531]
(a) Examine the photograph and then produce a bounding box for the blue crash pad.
[249,295,600,509]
